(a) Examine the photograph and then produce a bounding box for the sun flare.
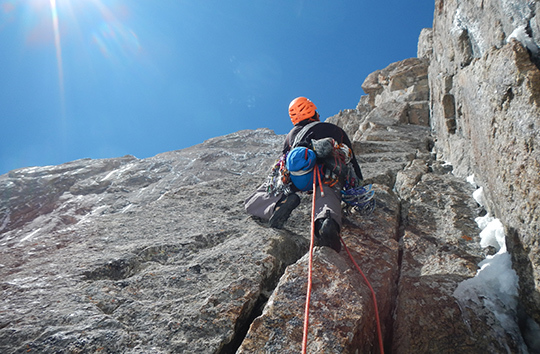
[1,0,141,117]
[49,0,64,102]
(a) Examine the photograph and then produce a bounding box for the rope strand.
[301,165,319,354]
[340,236,385,354]
[302,164,384,354]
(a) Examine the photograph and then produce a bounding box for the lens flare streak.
[48,0,65,114]
[3,0,142,117]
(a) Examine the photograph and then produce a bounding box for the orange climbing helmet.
[288,97,319,125]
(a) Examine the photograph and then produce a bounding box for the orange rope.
[315,164,324,197]
[302,165,384,354]
[301,165,319,354]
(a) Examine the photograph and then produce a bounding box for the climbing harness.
[301,166,384,354]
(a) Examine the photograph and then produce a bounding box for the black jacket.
[283,120,363,180]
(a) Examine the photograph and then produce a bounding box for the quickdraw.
[315,139,356,188]
[266,154,293,196]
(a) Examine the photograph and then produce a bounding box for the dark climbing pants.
[244,183,342,227]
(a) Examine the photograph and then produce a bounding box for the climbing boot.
[315,211,341,252]
[268,193,300,229]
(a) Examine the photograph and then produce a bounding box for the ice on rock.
[454,181,521,338]
[479,218,506,252]
[508,25,540,55]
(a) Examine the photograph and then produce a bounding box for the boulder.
[238,184,401,353]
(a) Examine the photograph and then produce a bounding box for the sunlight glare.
[49,0,65,109]
[85,0,141,62]
[1,0,143,116]
[92,20,140,61]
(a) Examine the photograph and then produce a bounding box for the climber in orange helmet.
[245,97,364,252]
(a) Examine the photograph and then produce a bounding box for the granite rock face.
[238,184,401,354]
[0,129,313,353]
[2,56,536,353]
[327,57,431,189]
[423,0,540,329]
[2,1,540,352]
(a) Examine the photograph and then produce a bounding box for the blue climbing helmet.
[286,147,317,191]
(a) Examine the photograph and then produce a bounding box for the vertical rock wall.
[422,0,540,325]
[239,55,531,352]
[2,2,540,352]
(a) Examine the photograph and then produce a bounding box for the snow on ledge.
[508,25,539,55]
[454,179,521,340]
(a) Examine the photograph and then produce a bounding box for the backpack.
[286,121,355,191]
[284,121,321,191]
[282,122,375,214]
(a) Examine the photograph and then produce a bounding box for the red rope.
[315,164,324,197]
[340,236,385,354]
[301,165,319,354]
[302,165,384,354]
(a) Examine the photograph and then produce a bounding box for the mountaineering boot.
[268,193,300,229]
[315,211,341,252]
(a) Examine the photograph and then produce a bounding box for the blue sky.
[0,0,435,175]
